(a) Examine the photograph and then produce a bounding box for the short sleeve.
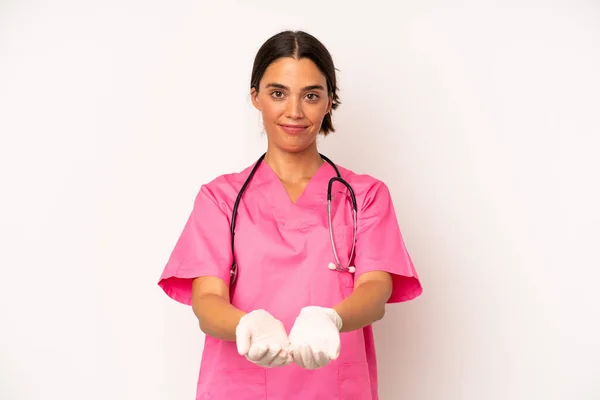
[157,185,233,306]
[354,182,422,303]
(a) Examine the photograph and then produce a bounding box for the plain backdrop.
[1,1,599,399]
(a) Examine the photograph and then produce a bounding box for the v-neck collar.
[253,158,337,223]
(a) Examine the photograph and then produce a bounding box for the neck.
[264,145,323,184]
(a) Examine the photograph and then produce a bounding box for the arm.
[333,271,393,332]
[191,276,246,341]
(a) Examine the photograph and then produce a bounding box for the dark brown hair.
[250,30,341,136]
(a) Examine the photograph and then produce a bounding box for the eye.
[270,91,284,99]
[305,93,320,102]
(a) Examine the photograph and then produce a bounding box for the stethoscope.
[229,153,357,288]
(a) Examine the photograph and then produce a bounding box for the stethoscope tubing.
[229,152,357,288]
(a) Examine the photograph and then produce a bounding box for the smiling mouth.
[279,124,309,135]
[279,124,308,128]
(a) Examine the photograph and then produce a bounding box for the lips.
[279,124,308,135]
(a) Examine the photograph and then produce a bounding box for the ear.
[251,87,261,111]
[327,95,333,113]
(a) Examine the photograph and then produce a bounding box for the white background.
[1,1,599,399]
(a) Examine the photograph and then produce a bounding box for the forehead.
[261,57,327,88]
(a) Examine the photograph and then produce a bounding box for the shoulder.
[336,163,389,194]
[193,162,256,212]
[336,164,393,211]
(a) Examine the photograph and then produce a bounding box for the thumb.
[236,324,252,356]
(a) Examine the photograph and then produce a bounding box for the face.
[251,57,332,154]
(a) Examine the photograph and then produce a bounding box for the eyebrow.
[264,83,326,91]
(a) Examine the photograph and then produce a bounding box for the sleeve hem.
[355,267,423,304]
[158,269,231,307]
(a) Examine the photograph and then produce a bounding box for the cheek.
[306,106,328,125]
[260,101,284,123]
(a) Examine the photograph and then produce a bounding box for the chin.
[277,143,312,154]
[268,134,317,154]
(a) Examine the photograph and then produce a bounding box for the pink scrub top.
[158,159,422,400]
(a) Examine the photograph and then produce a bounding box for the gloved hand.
[235,309,293,368]
[288,306,343,369]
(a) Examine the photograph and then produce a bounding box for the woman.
[158,30,422,400]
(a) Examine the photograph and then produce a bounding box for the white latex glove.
[288,306,343,369]
[235,309,293,368]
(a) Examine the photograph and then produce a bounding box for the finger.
[258,344,281,366]
[269,348,292,367]
[288,345,298,365]
[247,343,269,362]
[303,347,319,370]
[294,344,316,369]
[285,345,295,363]
[290,344,305,368]
[314,349,330,368]
[236,326,251,356]
[284,351,294,365]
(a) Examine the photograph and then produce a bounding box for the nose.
[286,97,304,119]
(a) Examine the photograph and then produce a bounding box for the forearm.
[192,294,246,341]
[333,280,392,332]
